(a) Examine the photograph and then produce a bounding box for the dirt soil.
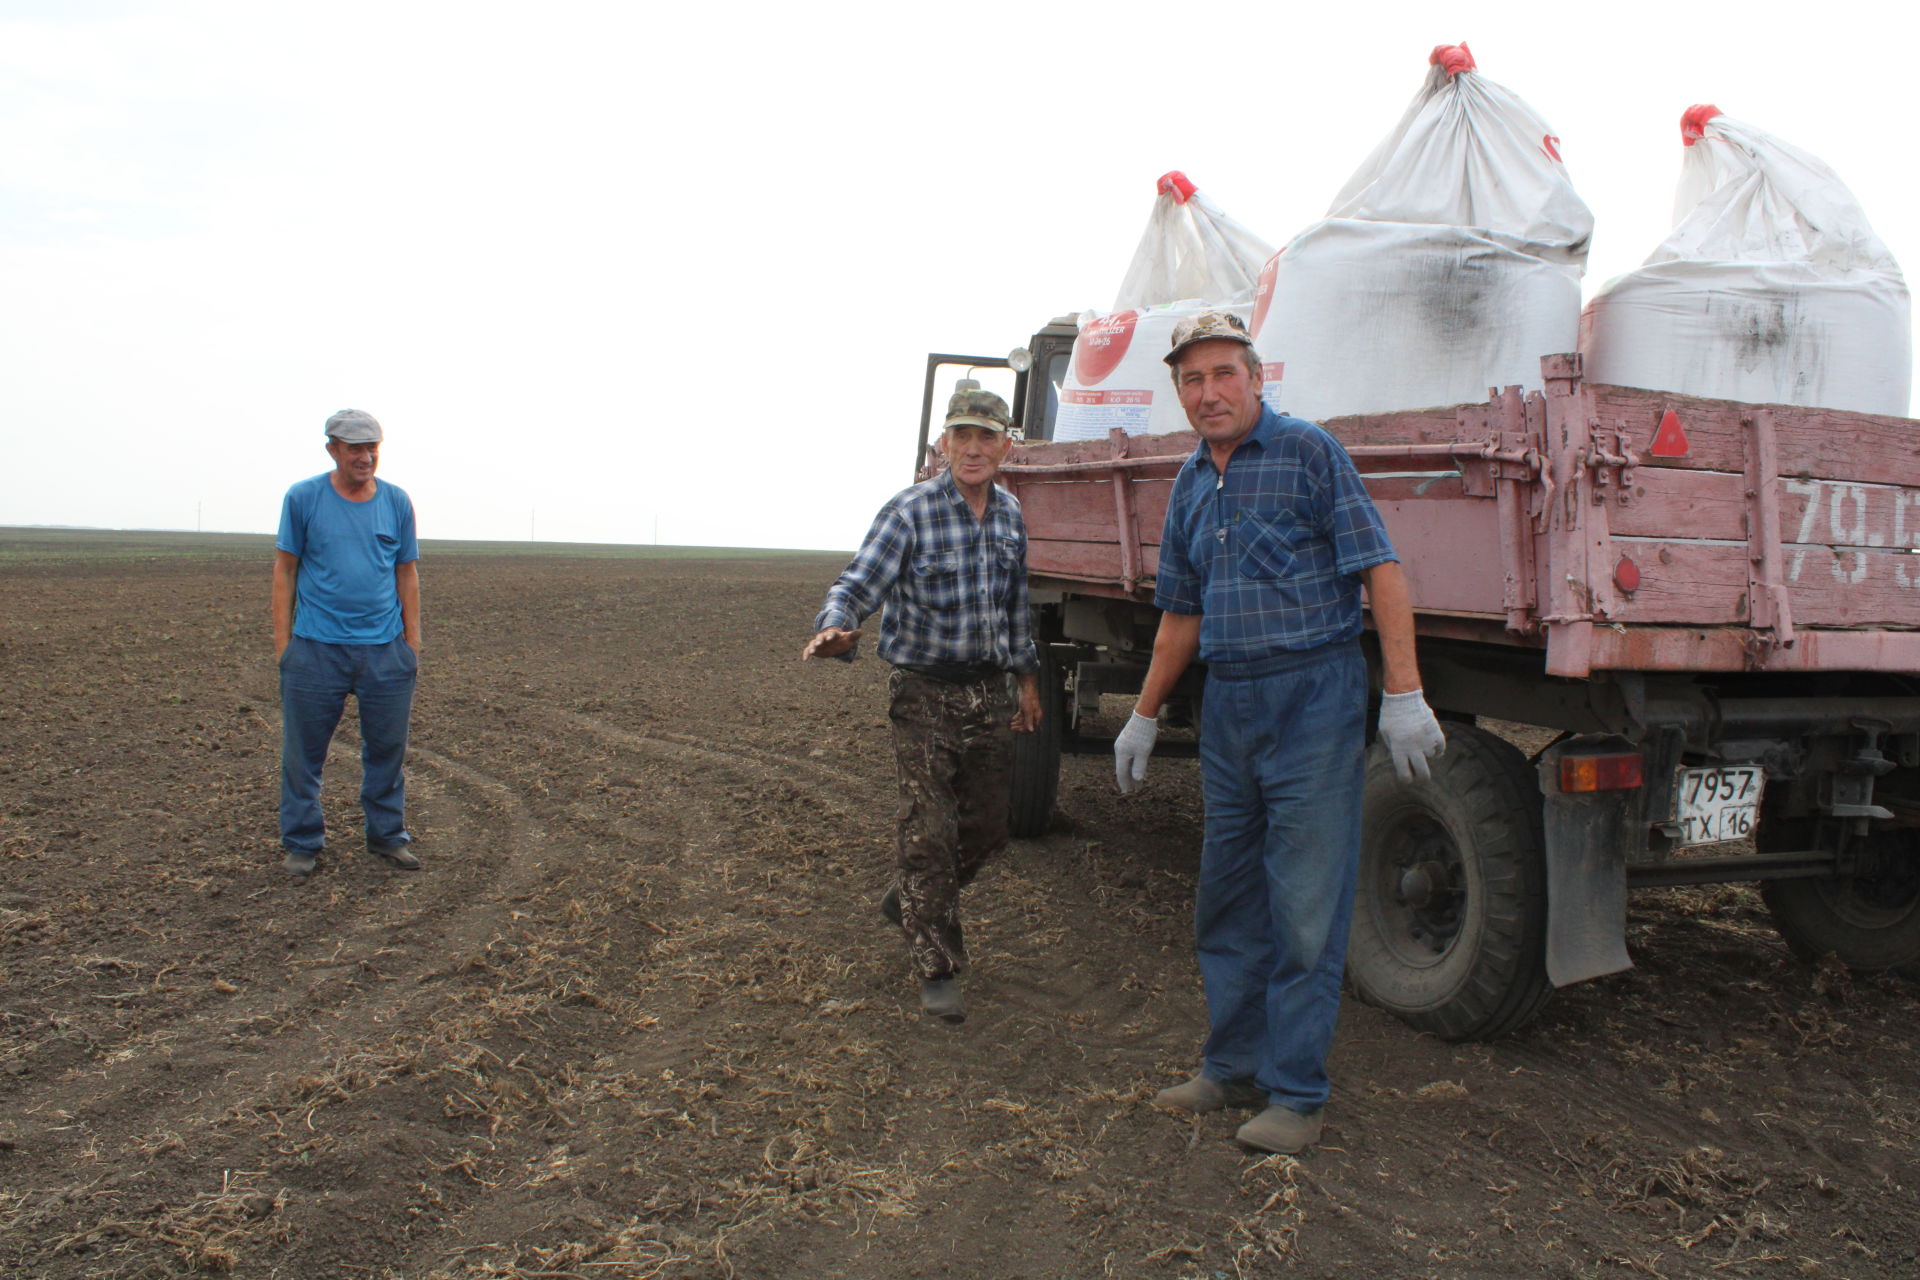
[2,532,1917,1280]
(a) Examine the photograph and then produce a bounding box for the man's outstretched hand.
[802,626,862,661]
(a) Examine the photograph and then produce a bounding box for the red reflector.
[1651,409,1690,457]
[1560,753,1645,793]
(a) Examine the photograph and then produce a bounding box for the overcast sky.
[4,0,1916,551]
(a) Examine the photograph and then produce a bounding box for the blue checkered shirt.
[815,470,1039,674]
[1154,407,1396,663]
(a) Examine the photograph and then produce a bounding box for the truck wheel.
[1760,830,1920,970]
[1007,647,1063,838]
[1348,722,1551,1041]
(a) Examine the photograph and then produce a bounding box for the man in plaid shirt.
[1113,312,1445,1154]
[805,387,1042,1023]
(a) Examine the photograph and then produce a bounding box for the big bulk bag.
[1579,106,1911,416]
[1054,172,1274,442]
[1251,43,1592,420]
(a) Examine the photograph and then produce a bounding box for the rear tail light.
[1559,753,1645,793]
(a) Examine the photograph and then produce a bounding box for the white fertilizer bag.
[1580,106,1911,416]
[1055,172,1274,442]
[1251,43,1592,421]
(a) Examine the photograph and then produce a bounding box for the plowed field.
[2,530,1916,1279]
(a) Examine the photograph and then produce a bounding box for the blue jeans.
[279,635,417,855]
[1194,641,1366,1113]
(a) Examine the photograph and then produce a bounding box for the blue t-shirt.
[276,473,419,645]
[1154,408,1395,664]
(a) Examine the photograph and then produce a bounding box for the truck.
[918,323,1920,1040]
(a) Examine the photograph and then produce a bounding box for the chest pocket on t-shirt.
[1238,512,1304,581]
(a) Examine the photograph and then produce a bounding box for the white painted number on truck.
[1783,479,1920,586]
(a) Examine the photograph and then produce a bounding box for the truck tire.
[1760,829,1920,970]
[1348,722,1551,1041]
[1007,646,1063,838]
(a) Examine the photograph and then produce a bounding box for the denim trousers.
[279,635,417,855]
[1194,640,1366,1113]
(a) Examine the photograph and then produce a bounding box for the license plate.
[1671,766,1764,846]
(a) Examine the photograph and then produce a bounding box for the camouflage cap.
[1163,310,1254,366]
[944,387,1012,434]
[324,408,383,444]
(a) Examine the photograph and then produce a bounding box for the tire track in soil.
[553,707,1200,1057]
[383,708,897,1276]
[466,709,1238,1280]
[16,744,540,1092]
[0,731,607,1279]
[0,666,551,1071]
[8,683,868,1279]
[398,706,994,1277]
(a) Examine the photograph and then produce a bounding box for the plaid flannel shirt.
[1154,408,1396,664]
[816,470,1039,675]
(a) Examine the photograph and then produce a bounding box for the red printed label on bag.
[1073,311,1139,386]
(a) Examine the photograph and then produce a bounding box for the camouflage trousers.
[887,667,1014,980]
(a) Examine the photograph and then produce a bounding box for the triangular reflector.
[1650,409,1689,457]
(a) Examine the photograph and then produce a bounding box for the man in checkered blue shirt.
[805,387,1041,1024]
[1113,311,1445,1155]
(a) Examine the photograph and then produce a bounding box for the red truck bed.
[1001,354,1920,678]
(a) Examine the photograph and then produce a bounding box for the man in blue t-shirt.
[273,408,422,880]
[1112,312,1446,1155]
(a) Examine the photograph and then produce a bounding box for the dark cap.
[324,409,383,444]
[944,387,1012,434]
[1163,310,1254,366]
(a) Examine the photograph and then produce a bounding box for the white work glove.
[1378,690,1446,782]
[1113,711,1160,794]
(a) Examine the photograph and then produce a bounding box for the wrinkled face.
[327,439,380,485]
[1173,339,1264,447]
[940,422,1012,488]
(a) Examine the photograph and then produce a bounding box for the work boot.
[1235,1105,1324,1154]
[919,977,965,1023]
[367,842,421,871]
[1154,1074,1266,1114]
[283,851,317,880]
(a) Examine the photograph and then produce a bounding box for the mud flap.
[1538,744,1634,987]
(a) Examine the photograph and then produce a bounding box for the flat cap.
[1163,310,1254,366]
[324,409,383,444]
[944,387,1012,434]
